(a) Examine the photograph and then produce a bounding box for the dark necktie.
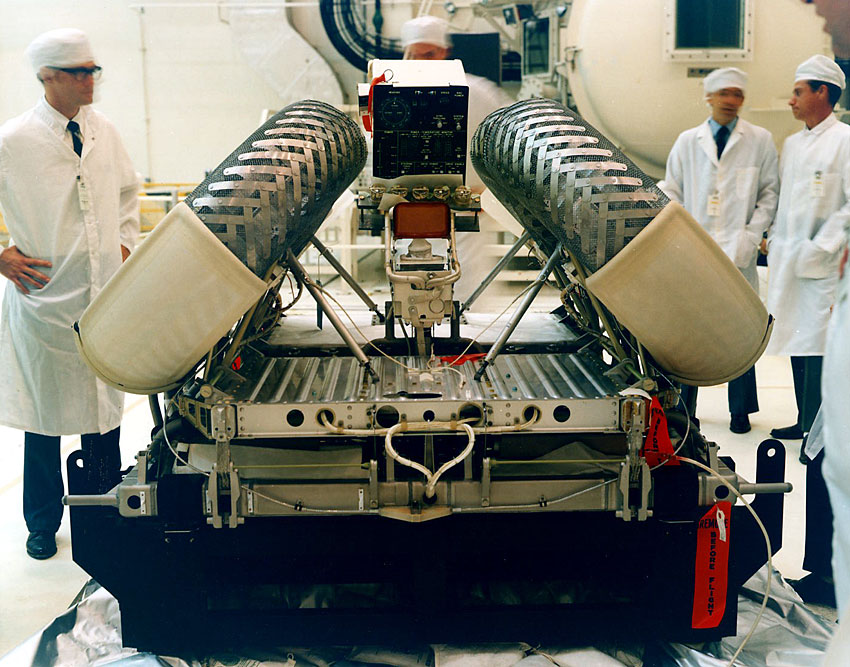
[715,125,730,159]
[67,120,83,157]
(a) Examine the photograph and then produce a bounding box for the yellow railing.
[139,182,197,233]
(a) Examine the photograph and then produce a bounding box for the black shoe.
[788,573,836,607]
[730,414,751,434]
[26,531,57,560]
[770,424,804,440]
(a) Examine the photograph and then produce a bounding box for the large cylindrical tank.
[563,0,832,178]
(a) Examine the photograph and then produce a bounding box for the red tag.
[692,501,732,628]
[440,353,486,366]
[641,397,679,466]
[231,355,242,371]
[363,72,387,135]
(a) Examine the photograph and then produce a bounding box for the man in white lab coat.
[767,54,850,606]
[811,0,850,635]
[661,67,779,434]
[767,56,849,443]
[793,4,850,658]
[0,29,139,560]
[400,16,515,300]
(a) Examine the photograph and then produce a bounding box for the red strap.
[362,72,387,134]
[692,501,732,628]
[440,353,486,366]
[641,396,679,467]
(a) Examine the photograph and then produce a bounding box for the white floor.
[0,278,814,658]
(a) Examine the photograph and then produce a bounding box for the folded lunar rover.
[68,63,786,654]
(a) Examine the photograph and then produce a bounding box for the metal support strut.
[474,243,563,381]
[310,235,385,323]
[287,250,378,381]
[459,230,532,315]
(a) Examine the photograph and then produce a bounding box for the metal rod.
[565,247,628,360]
[551,263,569,290]
[460,230,531,315]
[311,235,384,322]
[738,482,793,495]
[220,261,279,372]
[63,494,119,507]
[287,250,377,379]
[474,244,563,381]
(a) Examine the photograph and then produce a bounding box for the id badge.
[706,191,721,217]
[77,179,92,212]
[812,170,825,198]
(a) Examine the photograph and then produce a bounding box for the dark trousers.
[790,355,823,433]
[803,448,834,577]
[678,365,759,418]
[23,427,121,534]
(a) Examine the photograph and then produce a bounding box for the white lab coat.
[455,74,514,300]
[822,245,850,620]
[0,98,139,436]
[766,114,850,356]
[660,118,779,291]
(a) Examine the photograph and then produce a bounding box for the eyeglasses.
[50,65,103,81]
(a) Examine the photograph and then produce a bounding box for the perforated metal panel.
[471,99,669,271]
[184,100,367,277]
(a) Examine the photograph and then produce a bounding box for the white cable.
[677,456,773,667]
[311,276,535,375]
[458,477,618,512]
[160,413,357,515]
[246,485,367,514]
[384,422,475,499]
[318,405,540,436]
[425,424,475,497]
[383,423,433,480]
[160,412,209,477]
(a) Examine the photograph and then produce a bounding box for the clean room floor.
[0,273,819,658]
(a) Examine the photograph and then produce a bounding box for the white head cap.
[401,16,450,49]
[703,67,748,95]
[25,28,94,73]
[795,54,846,90]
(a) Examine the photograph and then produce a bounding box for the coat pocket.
[795,238,841,280]
[733,228,760,268]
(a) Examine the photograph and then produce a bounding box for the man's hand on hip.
[0,245,52,294]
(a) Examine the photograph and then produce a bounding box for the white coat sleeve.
[733,137,779,267]
[767,141,789,252]
[796,145,850,279]
[0,142,5,244]
[658,137,684,204]
[117,143,140,252]
[748,137,779,239]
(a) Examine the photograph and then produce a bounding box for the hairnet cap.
[401,16,450,49]
[795,54,846,90]
[703,67,748,95]
[25,28,94,72]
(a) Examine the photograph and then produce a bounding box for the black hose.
[148,394,164,431]
[319,0,402,71]
[149,416,189,479]
[665,409,708,463]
